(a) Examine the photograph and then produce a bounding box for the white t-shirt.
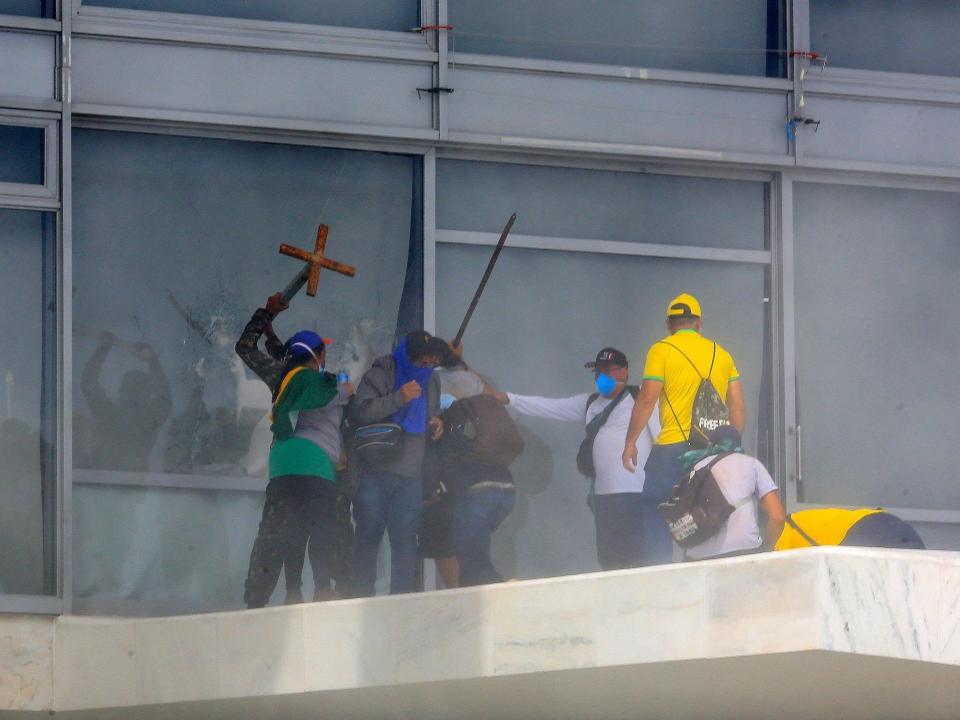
[506,390,659,495]
[684,453,778,560]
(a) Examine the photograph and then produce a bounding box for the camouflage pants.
[243,476,337,608]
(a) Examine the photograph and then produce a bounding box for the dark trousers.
[352,469,423,596]
[593,492,646,570]
[332,491,355,596]
[452,487,515,587]
[842,512,926,549]
[244,475,338,608]
[641,441,689,565]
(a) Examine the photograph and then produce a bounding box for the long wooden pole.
[453,212,517,346]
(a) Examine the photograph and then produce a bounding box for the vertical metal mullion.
[59,0,73,613]
[767,177,784,492]
[778,174,799,511]
[790,0,811,165]
[423,148,437,334]
[437,0,449,140]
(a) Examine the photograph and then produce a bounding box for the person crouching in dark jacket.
[348,331,448,596]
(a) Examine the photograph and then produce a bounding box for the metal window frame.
[0,112,59,205]
[436,229,771,266]
[0,1,66,616]
[784,170,960,526]
[58,0,73,612]
[0,594,63,614]
[72,0,433,62]
[0,206,62,610]
[0,16,60,31]
[12,0,960,618]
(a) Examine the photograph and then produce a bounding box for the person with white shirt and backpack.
[663,426,785,561]
[489,347,659,570]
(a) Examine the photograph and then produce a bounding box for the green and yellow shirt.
[268,367,338,480]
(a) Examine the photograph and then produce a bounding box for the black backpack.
[658,340,730,449]
[576,386,638,478]
[657,452,739,548]
[441,394,525,467]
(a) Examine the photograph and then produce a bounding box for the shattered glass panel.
[796,183,960,511]
[449,0,786,77]
[0,208,56,596]
[83,0,419,32]
[72,129,415,613]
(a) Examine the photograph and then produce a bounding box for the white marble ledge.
[1,547,959,717]
[0,615,54,712]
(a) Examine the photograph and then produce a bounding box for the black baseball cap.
[584,347,628,370]
[405,330,455,364]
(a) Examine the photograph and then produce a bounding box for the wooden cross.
[278,224,357,298]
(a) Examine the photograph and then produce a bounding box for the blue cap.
[287,330,326,358]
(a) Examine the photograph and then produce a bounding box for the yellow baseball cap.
[666,293,701,319]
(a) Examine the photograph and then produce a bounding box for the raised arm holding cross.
[278,223,357,302]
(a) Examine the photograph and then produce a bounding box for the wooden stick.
[453,212,517,346]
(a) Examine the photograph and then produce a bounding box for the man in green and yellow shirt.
[622,293,745,564]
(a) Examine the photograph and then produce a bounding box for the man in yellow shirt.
[622,293,745,564]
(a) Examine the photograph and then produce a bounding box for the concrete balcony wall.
[2,548,960,719]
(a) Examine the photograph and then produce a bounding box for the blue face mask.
[595,373,618,397]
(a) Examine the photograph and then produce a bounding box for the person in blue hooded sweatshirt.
[348,330,450,596]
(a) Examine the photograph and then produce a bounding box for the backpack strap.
[587,386,631,433]
[703,451,732,472]
[657,341,705,380]
[785,514,820,547]
[654,341,705,444]
[584,392,600,422]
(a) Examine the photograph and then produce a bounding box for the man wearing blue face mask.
[489,348,659,570]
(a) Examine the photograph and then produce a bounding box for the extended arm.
[622,379,661,471]
[504,392,591,423]
[759,490,786,551]
[235,308,283,386]
[726,379,746,433]
[235,294,288,389]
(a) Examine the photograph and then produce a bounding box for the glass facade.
[0,0,53,17]
[437,246,767,578]
[82,0,420,32]
[811,0,960,77]
[71,129,417,613]
[0,124,44,185]
[437,160,769,579]
[795,182,960,510]
[449,0,786,77]
[3,0,960,617]
[0,208,57,596]
[438,160,767,251]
